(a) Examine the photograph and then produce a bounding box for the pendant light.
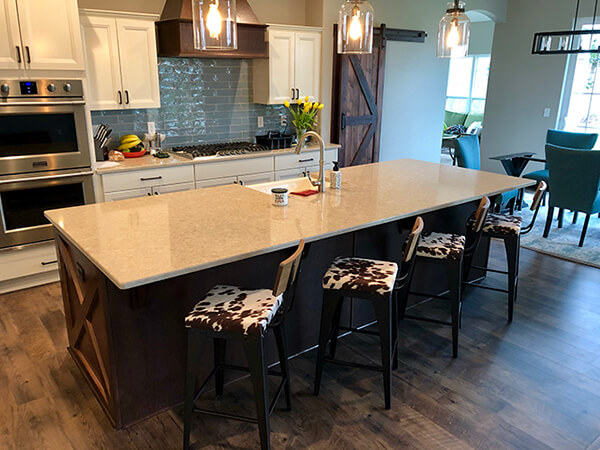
[437,1,470,58]
[338,0,374,54]
[192,0,237,50]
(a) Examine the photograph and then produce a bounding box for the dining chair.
[455,135,517,212]
[543,144,600,247]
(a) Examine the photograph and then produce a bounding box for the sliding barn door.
[331,25,387,167]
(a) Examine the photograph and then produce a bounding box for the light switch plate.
[543,108,551,118]
[257,116,264,128]
[147,121,156,135]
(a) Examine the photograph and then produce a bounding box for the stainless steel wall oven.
[0,79,94,248]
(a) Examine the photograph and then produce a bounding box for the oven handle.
[0,171,93,185]
[0,100,86,106]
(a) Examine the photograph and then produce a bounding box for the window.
[445,55,491,114]
[559,23,600,147]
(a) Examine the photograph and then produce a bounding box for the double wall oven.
[0,79,94,249]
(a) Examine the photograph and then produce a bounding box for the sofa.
[444,110,484,132]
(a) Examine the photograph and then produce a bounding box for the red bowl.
[123,149,147,158]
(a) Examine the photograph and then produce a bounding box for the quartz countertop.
[94,143,342,174]
[46,159,534,290]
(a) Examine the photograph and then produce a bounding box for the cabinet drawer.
[152,182,195,196]
[274,148,337,171]
[275,167,308,181]
[0,242,58,282]
[238,172,275,186]
[104,187,153,202]
[102,166,194,193]
[194,157,274,181]
[196,176,238,189]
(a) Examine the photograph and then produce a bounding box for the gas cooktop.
[170,142,271,160]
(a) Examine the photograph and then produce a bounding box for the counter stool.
[183,240,305,450]
[404,197,490,358]
[314,217,424,410]
[465,182,547,321]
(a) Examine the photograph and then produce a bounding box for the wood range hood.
[157,0,268,58]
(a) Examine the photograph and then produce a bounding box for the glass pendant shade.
[437,1,470,58]
[338,0,374,54]
[192,0,237,50]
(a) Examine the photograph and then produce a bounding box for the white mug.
[271,188,288,206]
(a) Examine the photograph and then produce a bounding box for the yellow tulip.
[304,104,310,113]
[297,98,303,105]
[284,100,290,108]
[318,103,324,110]
[313,102,319,109]
[305,96,309,102]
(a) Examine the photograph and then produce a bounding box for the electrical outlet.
[147,121,156,135]
[257,116,264,128]
[280,114,287,127]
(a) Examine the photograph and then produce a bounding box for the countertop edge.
[47,177,534,291]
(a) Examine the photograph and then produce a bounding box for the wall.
[469,20,495,55]
[480,0,579,173]
[318,0,507,164]
[91,58,285,148]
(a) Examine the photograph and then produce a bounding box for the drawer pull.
[140,176,162,181]
[299,158,314,163]
[41,260,58,266]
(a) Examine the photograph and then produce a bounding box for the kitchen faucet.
[295,131,326,193]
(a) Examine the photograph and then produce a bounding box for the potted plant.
[284,96,325,145]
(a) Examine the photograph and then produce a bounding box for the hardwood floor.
[1,241,600,449]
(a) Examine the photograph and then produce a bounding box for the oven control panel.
[0,79,83,98]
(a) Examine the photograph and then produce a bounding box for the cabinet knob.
[64,83,72,92]
[47,83,56,93]
[0,84,9,94]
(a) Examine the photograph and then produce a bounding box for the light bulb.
[446,19,460,48]
[349,6,362,41]
[206,1,222,39]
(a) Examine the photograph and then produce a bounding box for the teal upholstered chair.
[543,144,600,247]
[524,129,598,185]
[455,135,517,211]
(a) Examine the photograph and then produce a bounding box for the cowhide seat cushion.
[482,213,522,236]
[417,232,465,262]
[322,257,398,297]
[185,286,283,336]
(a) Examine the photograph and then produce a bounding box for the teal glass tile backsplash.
[91,58,289,147]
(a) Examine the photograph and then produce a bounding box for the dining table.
[489,152,546,177]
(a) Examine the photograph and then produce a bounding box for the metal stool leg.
[314,291,341,396]
[504,235,520,322]
[328,297,344,359]
[183,330,202,450]
[273,323,291,411]
[446,261,462,359]
[243,336,270,450]
[213,338,226,398]
[372,295,393,410]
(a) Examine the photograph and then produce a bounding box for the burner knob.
[63,83,72,92]
[47,83,56,93]
[0,84,9,94]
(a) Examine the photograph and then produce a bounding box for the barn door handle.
[341,113,347,130]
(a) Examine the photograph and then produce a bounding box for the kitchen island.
[45,159,534,428]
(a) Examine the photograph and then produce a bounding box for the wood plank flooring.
[1,241,600,449]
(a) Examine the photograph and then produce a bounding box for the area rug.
[518,196,600,269]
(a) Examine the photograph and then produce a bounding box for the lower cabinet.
[152,182,195,195]
[0,241,60,294]
[238,172,275,185]
[195,176,238,189]
[104,187,152,201]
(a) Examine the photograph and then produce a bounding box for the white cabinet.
[152,182,195,196]
[195,177,238,189]
[0,0,21,70]
[238,172,275,186]
[0,241,59,294]
[80,11,160,111]
[253,25,322,105]
[0,0,84,73]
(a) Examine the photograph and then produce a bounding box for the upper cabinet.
[0,0,84,72]
[253,25,322,105]
[80,11,161,111]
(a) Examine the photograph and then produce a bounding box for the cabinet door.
[104,187,152,202]
[294,31,321,102]
[268,29,296,104]
[195,177,238,189]
[0,0,23,70]
[151,182,195,196]
[80,15,123,110]
[16,0,84,71]
[275,167,308,181]
[238,172,275,186]
[116,18,160,109]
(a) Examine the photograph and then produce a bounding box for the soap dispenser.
[330,161,342,190]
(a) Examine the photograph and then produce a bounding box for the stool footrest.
[410,291,451,301]
[193,407,258,424]
[463,280,509,294]
[337,325,379,336]
[324,357,383,373]
[471,265,508,275]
